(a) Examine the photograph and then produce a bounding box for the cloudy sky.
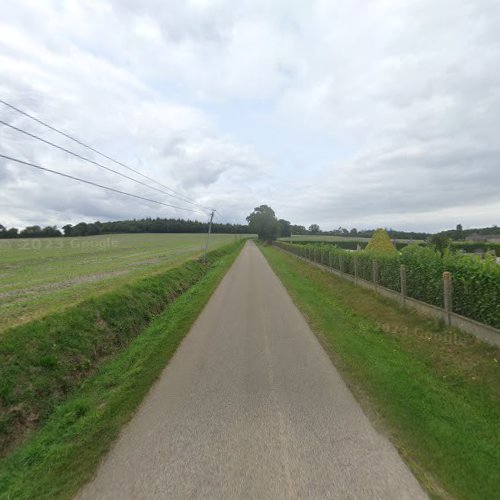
[1,0,499,232]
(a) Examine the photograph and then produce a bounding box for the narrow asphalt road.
[77,241,427,499]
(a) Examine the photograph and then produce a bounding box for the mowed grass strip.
[0,241,244,459]
[260,245,500,500]
[0,241,243,500]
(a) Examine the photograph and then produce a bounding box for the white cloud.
[1,0,499,232]
[0,0,273,227]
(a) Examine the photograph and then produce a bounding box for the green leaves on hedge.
[277,242,500,329]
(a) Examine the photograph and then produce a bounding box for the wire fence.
[275,241,500,331]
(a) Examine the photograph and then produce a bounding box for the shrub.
[365,229,398,255]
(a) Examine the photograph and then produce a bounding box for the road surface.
[77,241,426,499]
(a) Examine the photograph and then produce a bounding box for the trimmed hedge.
[276,241,500,329]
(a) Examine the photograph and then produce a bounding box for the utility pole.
[204,210,215,263]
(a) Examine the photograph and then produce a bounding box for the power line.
[0,154,207,215]
[0,98,215,211]
[213,211,225,223]
[0,118,210,213]
[214,210,232,224]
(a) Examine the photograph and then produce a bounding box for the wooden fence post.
[372,260,379,290]
[443,271,453,326]
[329,251,332,268]
[400,264,407,305]
[340,254,344,275]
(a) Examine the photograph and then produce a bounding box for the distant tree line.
[60,218,253,237]
[244,205,431,244]
[1,218,498,241]
[0,224,62,238]
[440,224,500,241]
[0,218,251,239]
[289,224,431,241]
[290,224,499,241]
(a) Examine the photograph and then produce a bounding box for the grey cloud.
[1,0,500,231]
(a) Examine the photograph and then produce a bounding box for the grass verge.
[260,245,500,500]
[0,241,243,499]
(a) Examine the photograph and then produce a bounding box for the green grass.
[0,241,243,500]
[260,245,500,500]
[0,233,247,333]
[0,241,244,455]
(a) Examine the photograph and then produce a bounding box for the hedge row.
[276,242,500,329]
[284,239,500,255]
[450,241,500,257]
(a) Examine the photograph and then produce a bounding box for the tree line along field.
[280,235,500,256]
[280,235,424,244]
[0,233,246,333]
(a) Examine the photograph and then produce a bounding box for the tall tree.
[20,225,42,238]
[290,224,307,235]
[429,233,451,254]
[308,224,320,234]
[278,219,291,238]
[246,205,280,242]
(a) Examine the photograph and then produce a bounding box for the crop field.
[0,233,245,333]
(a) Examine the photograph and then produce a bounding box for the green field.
[0,233,245,333]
